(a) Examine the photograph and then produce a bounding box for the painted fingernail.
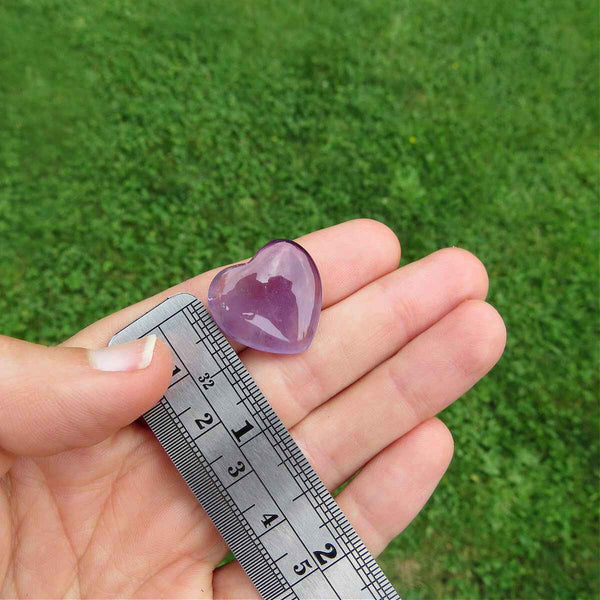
[88,335,157,372]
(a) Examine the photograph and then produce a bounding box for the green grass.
[0,0,598,597]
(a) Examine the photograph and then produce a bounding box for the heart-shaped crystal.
[207,240,322,354]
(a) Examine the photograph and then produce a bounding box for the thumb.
[0,334,173,462]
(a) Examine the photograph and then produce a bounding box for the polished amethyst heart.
[207,240,322,354]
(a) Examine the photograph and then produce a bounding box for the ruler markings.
[225,468,254,489]
[192,422,220,440]
[240,392,349,597]
[168,373,189,387]
[148,375,289,597]
[183,312,298,595]
[202,310,375,600]
[257,517,286,538]
[289,568,319,589]
[321,554,346,573]
[189,305,341,588]
[182,308,197,330]
[238,429,265,448]
[111,295,400,600]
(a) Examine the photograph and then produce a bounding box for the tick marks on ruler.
[238,429,264,448]
[258,517,284,538]
[320,554,345,573]
[225,468,253,489]
[109,295,400,600]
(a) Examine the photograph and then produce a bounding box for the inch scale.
[110,293,400,600]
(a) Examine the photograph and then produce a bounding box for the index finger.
[63,219,401,349]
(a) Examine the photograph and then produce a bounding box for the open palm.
[0,220,505,598]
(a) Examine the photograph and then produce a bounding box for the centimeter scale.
[110,293,401,600]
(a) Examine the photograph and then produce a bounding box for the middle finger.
[243,247,488,427]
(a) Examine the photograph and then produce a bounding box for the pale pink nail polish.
[88,335,157,372]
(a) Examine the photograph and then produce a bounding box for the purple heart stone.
[207,239,322,354]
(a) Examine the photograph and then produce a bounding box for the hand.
[0,220,505,599]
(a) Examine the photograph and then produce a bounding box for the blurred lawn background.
[0,0,598,598]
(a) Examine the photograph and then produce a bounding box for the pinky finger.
[212,417,453,599]
[337,417,454,558]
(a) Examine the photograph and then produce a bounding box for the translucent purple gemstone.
[208,239,322,354]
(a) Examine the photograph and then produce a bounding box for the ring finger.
[291,299,506,492]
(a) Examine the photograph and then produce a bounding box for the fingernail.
[88,335,157,372]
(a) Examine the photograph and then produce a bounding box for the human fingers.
[63,219,401,350]
[290,300,506,491]
[327,417,454,558]
[0,334,172,472]
[211,418,453,599]
[212,295,505,599]
[243,247,488,426]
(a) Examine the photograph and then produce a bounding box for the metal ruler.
[110,293,401,600]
